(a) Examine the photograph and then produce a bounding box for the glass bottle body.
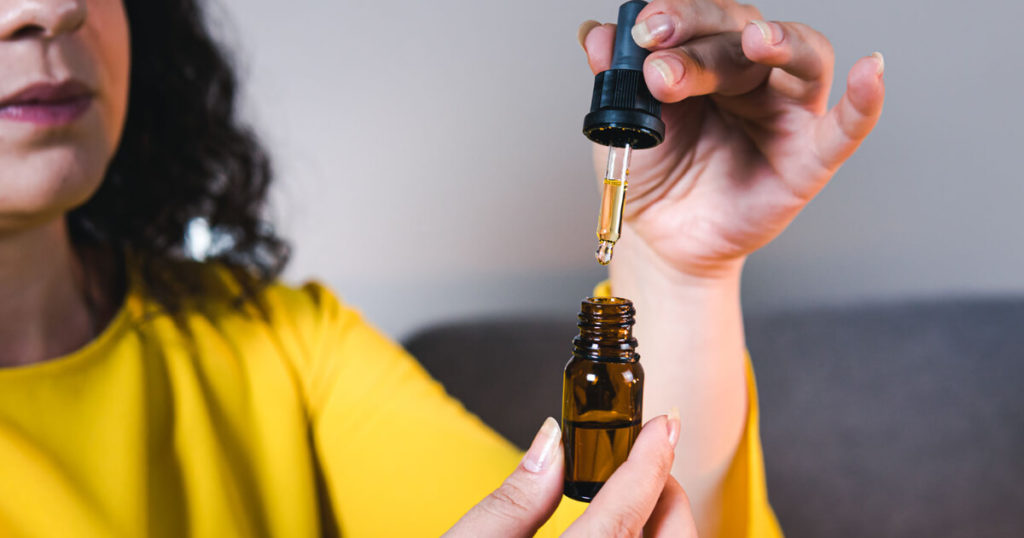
[562,297,643,502]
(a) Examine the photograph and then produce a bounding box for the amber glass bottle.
[562,297,644,502]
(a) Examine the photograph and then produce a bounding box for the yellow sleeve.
[295,283,584,536]
[717,355,783,537]
[593,280,782,537]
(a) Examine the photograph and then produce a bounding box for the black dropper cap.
[582,0,665,149]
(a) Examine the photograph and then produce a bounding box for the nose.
[0,0,87,40]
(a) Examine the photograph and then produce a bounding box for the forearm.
[608,228,748,537]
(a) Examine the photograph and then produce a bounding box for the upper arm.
[294,283,525,535]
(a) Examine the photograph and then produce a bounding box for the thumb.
[444,417,565,538]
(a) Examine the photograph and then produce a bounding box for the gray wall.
[216,0,1024,338]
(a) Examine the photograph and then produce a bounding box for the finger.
[741,20,835,106]
[563,412,682,537]
[643,32,772,103]
[443,418,564,538]
[812,53,885,172]
[581,21,617,74]
[644,477,699,538]
[631,0,760,50]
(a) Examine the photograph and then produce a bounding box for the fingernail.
[871,51,885,76]
[666,407,681,448]
[631,13,673,48]
[751,19,783,45]
[650,57,683,86]
[577,20,601,52]
[522,417,561,473]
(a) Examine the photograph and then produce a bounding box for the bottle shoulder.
[564,355,644,379]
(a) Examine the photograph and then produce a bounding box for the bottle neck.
[572,297,639,362]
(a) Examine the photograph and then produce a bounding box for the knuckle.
[483,480,534,519]
[807,139,839,185]
[599,504,648,538]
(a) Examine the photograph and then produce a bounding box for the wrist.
[606,231,744,301]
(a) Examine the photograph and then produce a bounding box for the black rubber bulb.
[582,0,665,149]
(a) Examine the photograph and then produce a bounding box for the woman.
[0,0,884,536]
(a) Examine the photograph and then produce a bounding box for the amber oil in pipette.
[595,144,632,265]
[562,297,644,502]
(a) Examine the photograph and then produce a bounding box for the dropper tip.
[595,241,614,265]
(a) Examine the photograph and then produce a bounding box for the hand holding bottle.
[444,414,694,537]
[579,0,885,280]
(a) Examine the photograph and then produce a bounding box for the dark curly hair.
[68,0,289,311]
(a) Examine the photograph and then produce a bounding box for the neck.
[0,218,96,367]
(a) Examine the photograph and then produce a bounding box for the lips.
[0,80,94,126]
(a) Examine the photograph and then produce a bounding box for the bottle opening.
[580,297,636,324]
[583,297,630,305]
[575,296,638,361]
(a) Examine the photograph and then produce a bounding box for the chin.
[0,145,110,232]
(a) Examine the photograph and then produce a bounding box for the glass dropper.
[595,143,632,265]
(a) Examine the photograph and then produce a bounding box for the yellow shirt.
[0,269,780,537]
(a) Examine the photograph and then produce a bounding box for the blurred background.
[213,0,1024,339]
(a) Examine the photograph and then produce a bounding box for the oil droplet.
[595,241,614,265]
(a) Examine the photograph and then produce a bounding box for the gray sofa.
[404,298,1024,537]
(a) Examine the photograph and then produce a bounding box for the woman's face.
[0,0,129,231]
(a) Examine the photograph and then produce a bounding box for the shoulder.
[253,276,359,357]
[173,264,409,415]
[188,263,356,345]
[131,261,366,366]
[132,262,381,411]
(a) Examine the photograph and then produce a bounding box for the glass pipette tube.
[595,143,632,265]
